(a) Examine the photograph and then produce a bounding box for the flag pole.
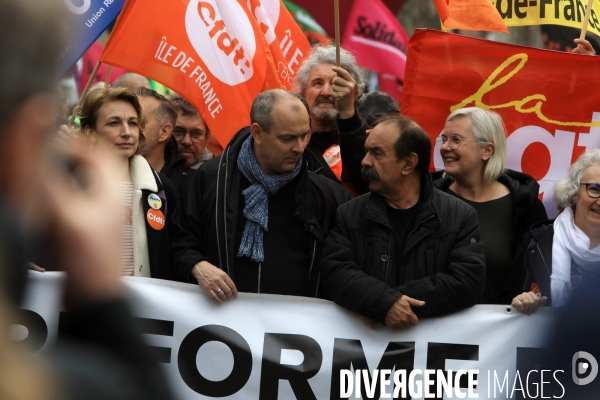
[334,0,340,67]
[105,65,113,88]
[68,60,102,128]
[580,0,594,39]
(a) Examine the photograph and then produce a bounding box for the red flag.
[246,0,311,90]
[342,0,408,81]
[379,73,403,104]
[401,29,600,216]
[101,0,282,147]
[432,0,508,33]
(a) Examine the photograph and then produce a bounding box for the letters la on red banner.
[101,0,282,147]
[401,29,600,216]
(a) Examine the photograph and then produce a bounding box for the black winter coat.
[320,173,486,321]
[172,128,352,296]
[521,220,554,306]
[142,170,184,281]
[432,169,548,303]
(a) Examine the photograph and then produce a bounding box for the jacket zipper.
[308,238,318,297]
[258,262,261,293]
[384,235,392,283]
[536,243,551,276]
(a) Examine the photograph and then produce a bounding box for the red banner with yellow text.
[401,29,600,217]
[247,0,311,90]
[101,0,282,147]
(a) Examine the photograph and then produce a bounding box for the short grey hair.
[294,46,366,108]
[554,149,600,211]
[250,89,306,133]
[446,107,507,183]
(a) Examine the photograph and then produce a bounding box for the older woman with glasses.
[432,107,547,304]
[512,149,600,314]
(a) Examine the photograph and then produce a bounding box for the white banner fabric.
[18,272,558,399]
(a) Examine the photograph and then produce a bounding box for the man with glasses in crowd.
[171,96,214,171]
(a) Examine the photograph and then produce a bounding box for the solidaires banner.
[491,0,600,37]
[19,272,557,399]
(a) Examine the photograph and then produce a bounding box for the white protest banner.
[18,272,560,399]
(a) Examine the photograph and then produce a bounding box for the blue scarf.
[237,136,302,262]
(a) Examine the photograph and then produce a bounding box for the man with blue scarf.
[173,89,351,302]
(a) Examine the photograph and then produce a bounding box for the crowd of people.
[3,0,600,398]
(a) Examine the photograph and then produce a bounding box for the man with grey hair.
[295,46,370,194]
[173,89,351,302]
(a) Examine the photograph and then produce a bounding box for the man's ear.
[401,153,419,175]
[250,123,262,144]
[158,123,172,142]
[482,142,495,161]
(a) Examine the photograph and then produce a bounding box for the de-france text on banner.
[491,0,600,36]
[401,29,600,218]
[101,0,283,148]
[20,272,557,399]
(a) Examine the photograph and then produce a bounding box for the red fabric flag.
[379,73,403,104]
[432,0,508,33]
[247,0,311,90]
[342,0,408,81]
[101,0,282,147]
[401,29,600,217]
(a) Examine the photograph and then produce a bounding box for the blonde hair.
[446,107,507,183]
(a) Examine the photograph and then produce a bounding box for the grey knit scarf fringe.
[237,136,302,262]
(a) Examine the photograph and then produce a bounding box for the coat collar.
[130,155,158,192]
[365,173,438,228]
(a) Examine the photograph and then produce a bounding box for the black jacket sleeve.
[320,209,403,321]
[337,112,369,195]
[395,207,486,317]
[170,164,209,283]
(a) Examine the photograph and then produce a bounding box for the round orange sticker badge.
[147,209,165,230]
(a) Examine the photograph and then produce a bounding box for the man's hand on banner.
[360,316,382,329]
[385,295,425,330]
[192,260,238,304]
[572,39,596,55]
[331,66,358,119]
[511,291,548,316]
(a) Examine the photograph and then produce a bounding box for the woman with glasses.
[78,87,183,280]
[432,107,547,304]
[512,149,600,314]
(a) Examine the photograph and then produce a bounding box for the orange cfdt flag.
[432,0,509,33]
[101,0,282,147]
[246,0,311,90]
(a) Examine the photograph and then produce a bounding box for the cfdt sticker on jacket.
[147,193,162,210]
[147,209,165,230]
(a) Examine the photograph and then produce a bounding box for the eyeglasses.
[435,135,487,150]
[172,128,207,143]
[581,183,600,198]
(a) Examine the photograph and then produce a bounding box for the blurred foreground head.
[0,0,65,219]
